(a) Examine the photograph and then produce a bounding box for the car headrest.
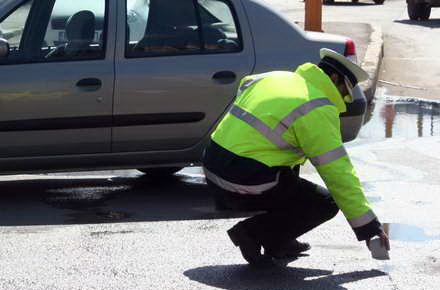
[66,10,96,42]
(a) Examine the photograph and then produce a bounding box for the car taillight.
[344,39,357,63]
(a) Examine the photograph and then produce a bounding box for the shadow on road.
[394,19,440,28]
[184,265,386,290]
[0,173,251,226]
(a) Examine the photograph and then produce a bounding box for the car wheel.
[373,0,385,4]
[138,167,183,178]
[352,0,359,3]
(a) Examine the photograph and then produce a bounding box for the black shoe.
[265,239,311,259]
[227,223,274,267]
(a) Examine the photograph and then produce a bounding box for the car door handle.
[76,78,102,91]
[212,71,236,84]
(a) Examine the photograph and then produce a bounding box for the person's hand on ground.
[365,230,390,250]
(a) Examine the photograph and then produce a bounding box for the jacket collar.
[295,63,347,113]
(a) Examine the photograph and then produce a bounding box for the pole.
[305,0,323,32]
[383,104,395,138]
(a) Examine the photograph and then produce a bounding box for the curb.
[360,24,384,103]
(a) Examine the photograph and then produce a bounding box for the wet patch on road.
[96,210,132,220]
[359,93,440,141]
[379,264,397,273]
[44,185,130,209]
[387,223,440,242]
[66,209,134,224]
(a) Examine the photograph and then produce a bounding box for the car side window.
[0,0,34,64]
[125,0,241,58]
[197,0,241,52]
[42,0,107,61]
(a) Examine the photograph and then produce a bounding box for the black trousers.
[207,167,340,250]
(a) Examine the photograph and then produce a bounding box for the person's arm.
[293,105,384,242]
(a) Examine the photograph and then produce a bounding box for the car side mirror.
[0,38,10,58]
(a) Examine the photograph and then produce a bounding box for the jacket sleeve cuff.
[352,218,383,241]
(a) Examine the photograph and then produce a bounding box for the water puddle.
[45,185,131,209]
[357,91,440,142]
[385,223,440,242]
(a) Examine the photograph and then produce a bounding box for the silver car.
[0,0,357,176]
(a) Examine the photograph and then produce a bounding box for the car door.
[113,0,255,152]
[0,0,115,158]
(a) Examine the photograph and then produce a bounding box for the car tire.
[352,0,359,3]
[408,1,431,20]
[373,0,385,4]
[138,167,183,178]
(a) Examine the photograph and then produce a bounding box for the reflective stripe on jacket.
[210,63,376,229]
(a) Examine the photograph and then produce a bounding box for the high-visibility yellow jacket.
[206,63,381,239]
